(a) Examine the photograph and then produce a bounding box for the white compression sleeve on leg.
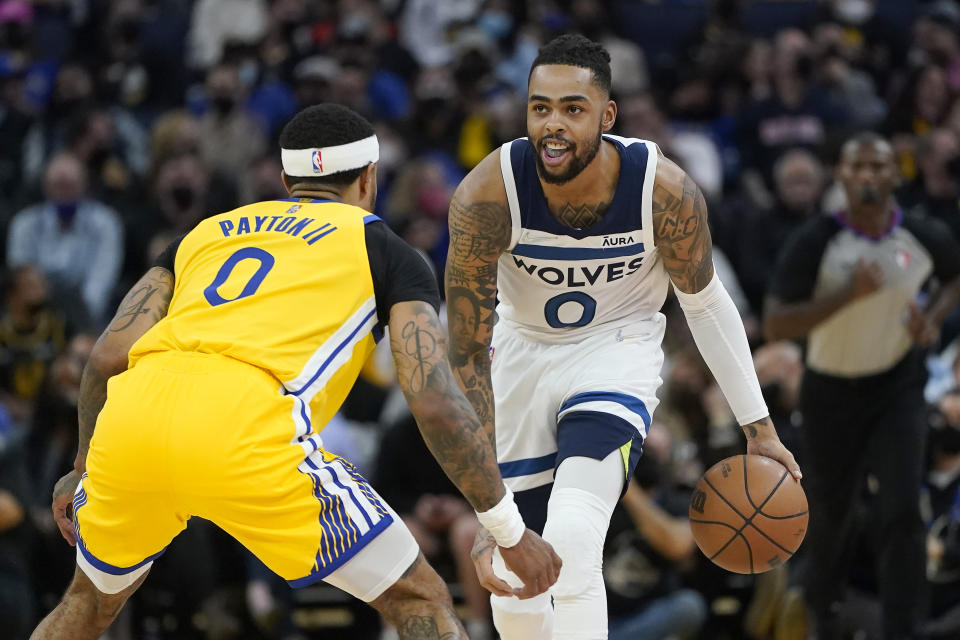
[542,451,624,640]
[673,272,768,425]
[490,549,554,640]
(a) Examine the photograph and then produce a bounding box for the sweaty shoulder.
[448,147,513,259]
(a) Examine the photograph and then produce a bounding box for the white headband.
[281,135,379,177]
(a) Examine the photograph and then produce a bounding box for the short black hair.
[529,34,612,94]
[279,103,375,187]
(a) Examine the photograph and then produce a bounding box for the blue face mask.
[54,201,79,223]
[477,11,513,40]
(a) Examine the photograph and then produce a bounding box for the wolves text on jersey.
[511,255,644,287]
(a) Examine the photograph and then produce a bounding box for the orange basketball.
[689,454,808,574]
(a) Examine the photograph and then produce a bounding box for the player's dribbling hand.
[51,469,81,546]
[500,529,562,599]
[746,428,802,482]
[743,417,802,481]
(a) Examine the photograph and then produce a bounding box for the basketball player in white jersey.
[445,35,802,640]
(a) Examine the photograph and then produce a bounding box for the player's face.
[837,141,896,208]
[451,297,478,353]
[527,64,615,185]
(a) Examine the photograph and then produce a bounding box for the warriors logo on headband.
[282,135,379,177]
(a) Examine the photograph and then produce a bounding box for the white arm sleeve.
[673,272,768,425]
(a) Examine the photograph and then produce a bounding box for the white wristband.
[476,486,525,548]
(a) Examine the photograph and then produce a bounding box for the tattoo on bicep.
[652,173,714,292]
[109,268,173,332]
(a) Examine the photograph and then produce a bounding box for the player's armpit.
[388,300,505,512]
[651,157,714,294]
[75,267,174,473]
[445,188,511,452]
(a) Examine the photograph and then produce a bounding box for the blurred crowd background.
[1,0,960,639]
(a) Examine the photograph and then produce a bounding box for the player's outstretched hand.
[500,529,562,599]
[52,469,81,546]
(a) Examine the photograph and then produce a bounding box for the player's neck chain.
[551,200,610,230]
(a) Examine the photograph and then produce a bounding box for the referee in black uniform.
[765,132,960,640]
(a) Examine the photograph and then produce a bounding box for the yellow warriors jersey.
[130,198,382,438]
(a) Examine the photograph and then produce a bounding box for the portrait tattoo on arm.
[445,195,510,452]
[651,168,715,294]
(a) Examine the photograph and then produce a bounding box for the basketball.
[688,454,808,574]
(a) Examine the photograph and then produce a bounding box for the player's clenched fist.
[471,527,562,599]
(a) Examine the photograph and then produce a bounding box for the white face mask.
[834,0,874,25]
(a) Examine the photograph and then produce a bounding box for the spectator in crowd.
[197,62,267,178]
[617,91,723,202]
[0,266,71,424]
[921,390,960,639]
[765,132,960,639]
[0,402,32,640]
[7,153,123,325]
[737,28,849,207]
[604,426,707,640]
[899,128,960,242]
[718,148,826,313]
[187,0,268,71]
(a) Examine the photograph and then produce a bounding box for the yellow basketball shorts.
[73,351,417,599]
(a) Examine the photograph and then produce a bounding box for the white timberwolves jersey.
[496,135,671,342]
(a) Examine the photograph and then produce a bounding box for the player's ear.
[358,163,377,197]
[602,100,617,133]
[280,171,292,194]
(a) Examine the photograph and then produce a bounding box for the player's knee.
[371,553,452,623]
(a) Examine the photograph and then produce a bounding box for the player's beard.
[533,126,603,185]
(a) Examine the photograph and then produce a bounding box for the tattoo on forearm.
[652,169,714,293]
[743,422,759,438]
[391,302,503,511]
[401,320,438,393]
[471,531,497,562]
[446,196,510,456]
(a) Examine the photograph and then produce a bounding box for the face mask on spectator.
[211,96,235,117]
[54,201,78,223]
[170,185,196,210]
[477,11,513,40]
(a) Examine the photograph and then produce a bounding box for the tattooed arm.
[52,266,174,545]
[389,300,505,511]
[74,266,174,473]
[653,157,800,478]
[444,152,512,454]
[389,299,561,596]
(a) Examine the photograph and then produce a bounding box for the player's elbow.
[88,340,129,378]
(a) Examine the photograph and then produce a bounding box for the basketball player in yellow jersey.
[30,104,561,640]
